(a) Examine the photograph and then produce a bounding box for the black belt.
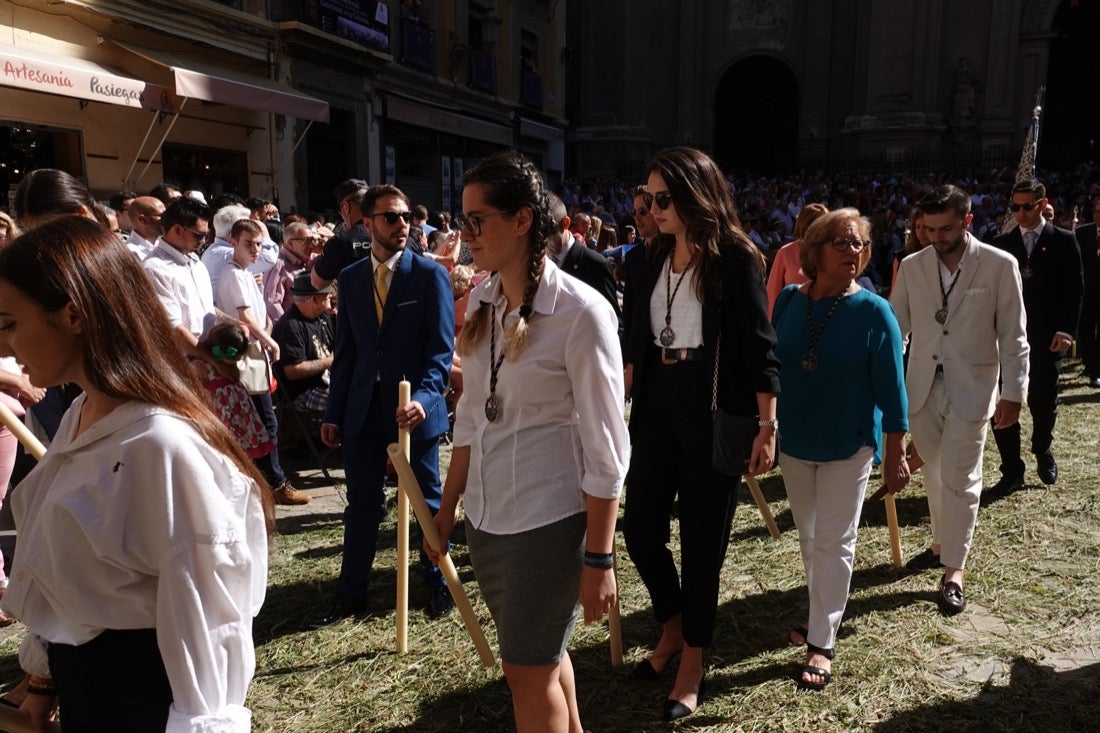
[658,347,702,365]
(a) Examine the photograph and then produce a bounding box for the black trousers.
[623,356,738,649]
[993,349,1061,475]
[48,628,172,732]
[1079,294,1099,378]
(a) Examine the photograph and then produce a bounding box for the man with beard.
[125,196,166,260]
[890,184,1029,615]
[310,185,455,627]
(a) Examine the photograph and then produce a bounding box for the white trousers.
[907,374,988,570]
[779,445,873,652]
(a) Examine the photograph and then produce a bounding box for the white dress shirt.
[216,261,267,323]
[143,239,217,339]
[126,231,156,260]
[1,397,268,732]
[454,260,629,534]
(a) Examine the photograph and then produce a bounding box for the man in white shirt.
[201,204,278,291]
[126,196,166,260]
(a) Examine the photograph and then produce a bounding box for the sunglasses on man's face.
[1009,201,1040,213]
[370,211,413,225]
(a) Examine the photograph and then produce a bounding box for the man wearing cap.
[311,179,373,290]
[273,272,335,413]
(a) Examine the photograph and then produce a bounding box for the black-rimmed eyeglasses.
[830,237,868,252]
[462,210,514,237]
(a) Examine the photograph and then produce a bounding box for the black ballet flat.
[661,675,706,722]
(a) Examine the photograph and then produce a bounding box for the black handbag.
[710,328,757,477]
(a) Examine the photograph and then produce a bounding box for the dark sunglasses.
[651,191,673,211]
[1009,202,1040,213]
[370,211,413,225]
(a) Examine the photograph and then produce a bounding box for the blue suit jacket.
[324,247,454,440]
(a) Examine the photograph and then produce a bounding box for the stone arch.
[713,54,799,175]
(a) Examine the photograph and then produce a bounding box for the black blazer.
[992,222,1083,343]
[1074,223,1100,296]
[560,237,622,333]
[626,235,781,435]
[621,243,647,359]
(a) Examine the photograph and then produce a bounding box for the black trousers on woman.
[49,628,172,732]
[623,355,739,649]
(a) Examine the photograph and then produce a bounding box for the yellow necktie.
[374,262,389,323]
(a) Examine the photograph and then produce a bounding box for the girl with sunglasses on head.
[622,146,780,721]
[428,151,628,733]
[770,208,909,689]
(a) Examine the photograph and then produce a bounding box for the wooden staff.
[0,401,46,461]
[884,493,903,567]
[0,703,63,733]
[608,553,623,666]
[395,381,411,653]
[744,475,780,539]
[387,444,495,667]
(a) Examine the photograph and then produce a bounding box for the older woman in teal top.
[772,208,910,690]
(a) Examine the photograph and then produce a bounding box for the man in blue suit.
[310,184,455,627]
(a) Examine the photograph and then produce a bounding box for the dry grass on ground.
[2,365,1098,732]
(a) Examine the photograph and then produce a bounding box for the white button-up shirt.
[454,260,629,534]
[144,239,216,339]
[2,398,268,732]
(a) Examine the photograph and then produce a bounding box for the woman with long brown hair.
[0,216,271,731]
[623,146,780,721]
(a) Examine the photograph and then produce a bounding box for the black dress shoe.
[938,575,967,615]
[905,547,944,570]
[983,473,1025,504]
[308,595,368,629]
[662,676,705,722]
[1036,452,1058,485]
[428,586,455,619]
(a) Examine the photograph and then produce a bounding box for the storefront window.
[161,143,248,200]
[0,120,83,211]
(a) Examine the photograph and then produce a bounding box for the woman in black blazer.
[623,146,780,721]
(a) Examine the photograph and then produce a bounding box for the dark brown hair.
[0,216,273,528]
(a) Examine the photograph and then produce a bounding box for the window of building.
[0,120,83,210]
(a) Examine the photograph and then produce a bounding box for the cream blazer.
[891,233,1029,422]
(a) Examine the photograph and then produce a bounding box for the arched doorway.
[713,55,799,175]
[1044,0,1100,166]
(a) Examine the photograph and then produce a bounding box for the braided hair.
[456,152,556,361]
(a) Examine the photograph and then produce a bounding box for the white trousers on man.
[908,373,988,570]
[779,445,873,652]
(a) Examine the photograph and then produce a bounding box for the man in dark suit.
[547,193,622,333]
[1074,196,1100,388]
[311,184,455,627]
[989,180,1083,494]
[623,185,660,396]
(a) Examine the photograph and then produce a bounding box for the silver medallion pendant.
[1021,266,1033,279]
[801,352,818,372]
[659,326,675,347]
[934,308,948,325]
[484,395,500,423]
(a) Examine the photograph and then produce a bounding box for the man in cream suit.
[891,184,1029,615]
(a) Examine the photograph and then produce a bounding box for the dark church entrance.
[713,55,799,175]
[1044,0,1100,168]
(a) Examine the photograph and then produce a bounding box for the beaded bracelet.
[583,551,614,569]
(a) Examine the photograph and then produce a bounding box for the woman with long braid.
[428,151,628,733]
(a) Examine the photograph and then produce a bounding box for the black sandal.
[788,624,808,647]
[798,664,832,690]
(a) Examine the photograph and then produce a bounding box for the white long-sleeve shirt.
[454,260,629,534]
[143,239,217,339]
[2,397,268,732]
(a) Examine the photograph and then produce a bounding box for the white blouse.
[454,260,629,535]
[649,258,704,348]
[2,397,268,733]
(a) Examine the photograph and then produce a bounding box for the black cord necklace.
[935,266,962,324]
[484,302,507,422]
[659,253,690,346]
[801,282,850,372]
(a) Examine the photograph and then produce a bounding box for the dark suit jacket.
[992,222,1083,344]
[560,236,622,333]
[626,235,781,436]
[1074,223,1100,296]
[324,247,454,440]
[622,243,647,360]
